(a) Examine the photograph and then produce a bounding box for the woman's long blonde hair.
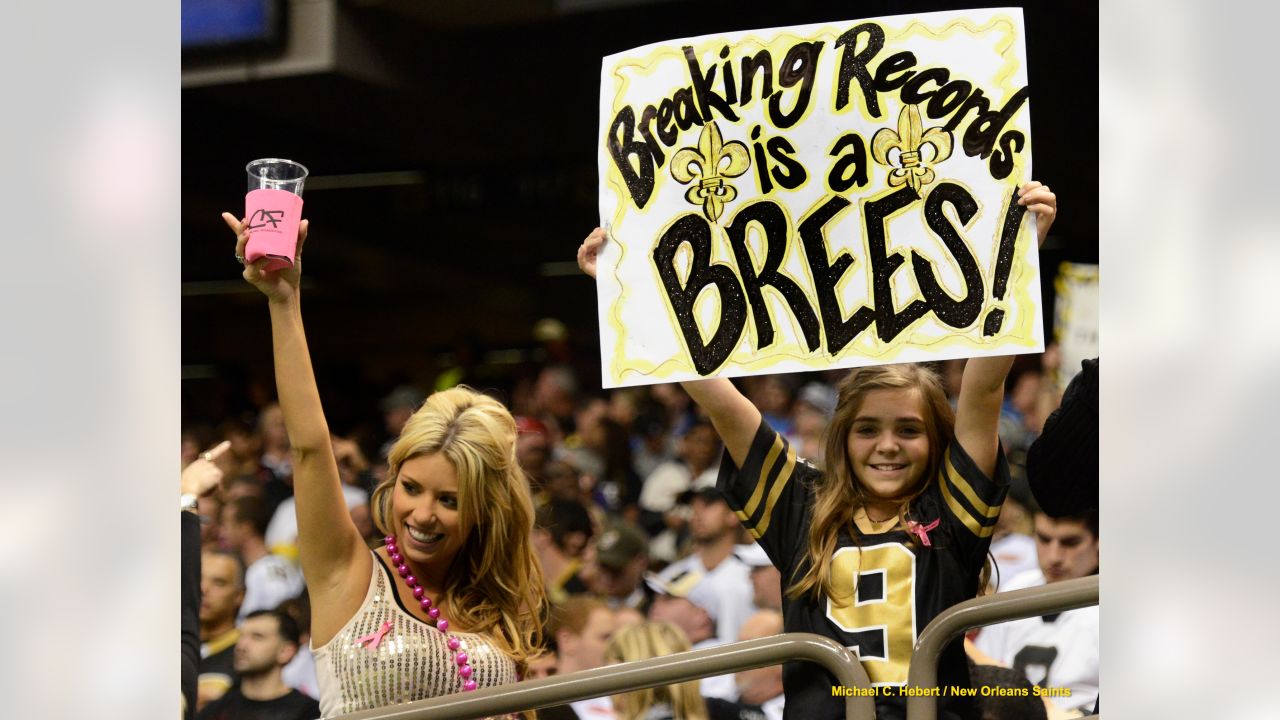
[603,622,708,720]
[371,386,547,673]
[789,364,955,603]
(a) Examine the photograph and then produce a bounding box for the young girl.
[224,213,547,718]
[578,182,1057,720]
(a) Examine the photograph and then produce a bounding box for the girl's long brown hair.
[788,364,955,603]
[371,386,547,674]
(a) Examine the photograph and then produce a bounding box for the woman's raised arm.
[224,214,368,597]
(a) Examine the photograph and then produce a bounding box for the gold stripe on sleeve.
[753,444,797,537]
[944,450,1002,520]
[742,434,785,520]
[939,471,995,538]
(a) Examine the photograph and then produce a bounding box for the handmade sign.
[596,8,1042,387]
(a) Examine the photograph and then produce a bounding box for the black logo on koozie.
[247,209,285,230]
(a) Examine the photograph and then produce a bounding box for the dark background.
[182,0,1097,432]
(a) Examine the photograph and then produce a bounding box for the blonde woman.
[224,213,546,717]
[603,622,708,720]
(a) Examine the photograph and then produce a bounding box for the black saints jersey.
[717,421,1010,720]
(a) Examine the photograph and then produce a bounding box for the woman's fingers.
[221,212,243,234]
[295,219,309,262]
[235,227,249,260]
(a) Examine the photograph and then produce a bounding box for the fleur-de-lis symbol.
[670,121,751,222]
[871,104,954,192]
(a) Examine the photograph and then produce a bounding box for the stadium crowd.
[182,337,1097,720]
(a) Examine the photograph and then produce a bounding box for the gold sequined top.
[312,552,518,718]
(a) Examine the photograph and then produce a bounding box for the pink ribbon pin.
[906,518,941,547]
[357,621,394,650]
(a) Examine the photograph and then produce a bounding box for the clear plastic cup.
[246,158,309,196]
[244,158,309,271]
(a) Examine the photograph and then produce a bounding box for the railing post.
[905,575,1099,720]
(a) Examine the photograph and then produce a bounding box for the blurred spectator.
[198,550,245,710]
[998,357,1046,471]
[534,364,581,439]
[257,403,292,482]
[733,543,781,612]
[199,492,225,551]
[223,475,265,503]
[940,359,965,402]
[582,520,650,612]
[182,488,202,720]
[543,459,589,505]
[276,593,319,699]
[197,609,319,720]
[183,441,230,720]
[534,317,574,366]
[639,419,722,560]
[604,622,708,720]
[217,417,266,480]
[987,491,1039,592]
[613,606,645,629]
[650,383,695,443]
[629,399,674,481]
[183,424,218,468]
[745,376,797,436]
[332,433,373,494]
[656,480,757,646]
[734,610,785,720]
[220,496,305,621]
[785,382,836,468]
[570,399,641,517]
[377,384,424,462]
[526,650,558,681]
[606,388,644,434]
[646,570,737,701]
[545,597,618,720]
[264,481,370,562]
[535,500,595,604]
[516,415,553,492]
[974,511,1099,713]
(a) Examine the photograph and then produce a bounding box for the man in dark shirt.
[198,610,319,720]
[198,550,244,710]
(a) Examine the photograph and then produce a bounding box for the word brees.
[654,182,1027,375]
[831,684,1073,698]
[608,20,1029,209]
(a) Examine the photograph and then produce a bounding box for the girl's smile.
[846,388,931,501]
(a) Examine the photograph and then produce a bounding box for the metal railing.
[330,576,1099,720]
[332,632,875,720]
[905,575,1100,720]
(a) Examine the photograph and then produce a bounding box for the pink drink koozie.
[244,188,305,272]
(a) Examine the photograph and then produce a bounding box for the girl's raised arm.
[953,180,1056,477]
[224,214,369,596]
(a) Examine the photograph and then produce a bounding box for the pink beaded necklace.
[384,534,479,692]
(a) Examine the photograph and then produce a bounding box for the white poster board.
[596,8,1042,387]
